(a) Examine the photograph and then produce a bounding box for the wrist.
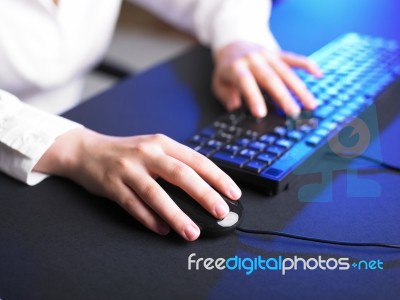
[34,127,96,178]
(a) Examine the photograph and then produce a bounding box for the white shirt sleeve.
[0,0,120,104]
[0,0,117,185]
[129,0,280,52]
[0,90,82,185]
[0,0,278,186]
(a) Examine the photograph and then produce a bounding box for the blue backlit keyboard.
[187,33,400,195]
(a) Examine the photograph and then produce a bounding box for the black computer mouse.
[158,179,244,237]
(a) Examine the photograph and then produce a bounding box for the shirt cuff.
[0,89,82,185]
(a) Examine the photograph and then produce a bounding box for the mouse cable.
[236,154,400,250]
[324,152,400,173]
[235,227,400,250]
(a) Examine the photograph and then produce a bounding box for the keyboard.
[187,33,400,195]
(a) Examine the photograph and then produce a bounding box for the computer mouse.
[158,179,244,237]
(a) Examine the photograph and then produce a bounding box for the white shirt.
[0,0,277,185]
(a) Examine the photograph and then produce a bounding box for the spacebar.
[211,151,248,167]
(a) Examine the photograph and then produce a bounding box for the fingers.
[212,75,241,111]
[112,181,170,236]
[229,60,268,118]
[118,134,242,242]
[249,54,301,117]
[265,54,317,111]
[216,60,267,118]
[213,42,324,118]
[280,51,323,77]
[124,169,201,241]
[150,155,230,219]
[72,132,241,242]
[160,136,241,201]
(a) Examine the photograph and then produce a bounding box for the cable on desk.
[325,152,400,173]
[236,227,400,250]
[236,154,400,250]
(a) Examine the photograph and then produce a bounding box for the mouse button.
[224,198,238,206]
[217,212,239,228]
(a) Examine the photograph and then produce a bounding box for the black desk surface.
[1,0,400,299]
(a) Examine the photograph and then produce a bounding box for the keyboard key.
[212,151,248,167]
[299,124,314,133]
[236,138,251,146]
[337,108,353,117]
[245,130,259,139]
[286,111,314,129]
[266,145,286,157]
[244,160,268,173]
[331,99,343,107]
[206,139,223,149]
[215,131,234,142]
[213,121,228,129]
[226,125,239,133]
[332,114,347,124]
[225,111,246,124]
[321,122,338,131]
[273,126,287,137]
[257,153,275,164]
[200,127,216,138]
[313,105,335,119]
[314,128,330,137]
[223,144,241,154]
[346,102,361,112]
[259,134,276,145]
[239,149,258,159]
[197,146,215,156]
[306,135,323,146]
[275,138,294,149]
[286,130,304,141]
[354,96,368,106]
[190,134,207,145]
[249,141,268,151]
[187,143,200,150]
[261,167,284,178]
[326,87,339,96]
[319,93,331,101]
[315,98,325,106]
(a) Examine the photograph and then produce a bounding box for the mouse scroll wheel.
[217,212,239,227]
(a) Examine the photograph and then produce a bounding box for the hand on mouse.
[213,41,323,118]
[34,127,242,241]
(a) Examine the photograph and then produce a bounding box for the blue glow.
[270,0,400,55]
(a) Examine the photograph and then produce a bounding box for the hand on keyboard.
[212,41,323,118]
[191,33,400,195]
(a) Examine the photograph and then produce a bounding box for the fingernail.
[157,223,170,236]
[307,97,317,110]
[229,184,242,199]
[184,224,200,241]
[288,107,301,118]
[214,202,229,218]
[315,67,324,77]
[308,101,317,110]
[255,105,267,118]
